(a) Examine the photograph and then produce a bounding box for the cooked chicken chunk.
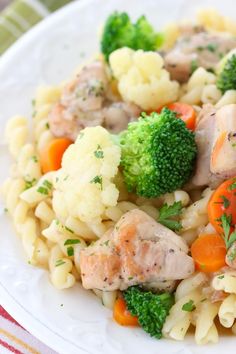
[191,104,236,187]
[191,104,221,187]
[80,209,194,291]
[49,61,141,140]
[164,31,236,83]
[210,104,236,178]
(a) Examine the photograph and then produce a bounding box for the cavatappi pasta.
[3,7,236,345]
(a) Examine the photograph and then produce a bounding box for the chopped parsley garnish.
[90,175,103,189]
[64,239,81,245]
[220,213,236,249]
[67,246,74,257]
[31,156,38,163]
[94,145,104,159]
[221,195,230,208]
[45,122,49,129]
[206,43,217,52]
[64,226,74,234]
[37,179,53,195]
[158,201,183,231]
[32,99,36,106]
[228,179,236,191]
[103,240,109,246]
[24,178,37,190]
[37,186,49,195]
[214,195,230,209]
[55,259,66,267]
[182,299,196,312]
[128,276,133,280]
[88,80,104,97]
[218,275,225,279]
[43,179,53,189]
[4,208,8,213]
[190,59,198,74]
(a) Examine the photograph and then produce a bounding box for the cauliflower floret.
[53,127,121,224]
[109,47,179,110]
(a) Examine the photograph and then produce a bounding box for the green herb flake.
[196,46,204,51]
[94,145,104,159]
[158,201,183,231]
[67,246,74,257]
[103,240,109,246]
[37,186,49,195]
[24,178,37,190]
[182,299,196,312]
[220,213,236,249]
[64,226,74,234]
[32,99,36,107]
[64,239,81,246]
[218,275,225,279]
[43,179,53,189]
[191,60,198,74]
[45,122,50,129]
[220,195,230,209]
[55,259,66,267]
[228,179,236,191]
[206,43,217,52]
[90,175,103,189]
[128,276,133,280]
[4,208,8,213]
[31,156,38,163]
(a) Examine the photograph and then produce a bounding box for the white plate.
[0,0,236,353]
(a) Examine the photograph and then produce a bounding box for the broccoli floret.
[101,12,163,61]
[120,108,197,198]
[123,286,174,339]
[217,54,236,93]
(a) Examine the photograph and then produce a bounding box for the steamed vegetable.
[191,233,226,272]
[40,138,73,173]
[217,51,236,93]
[208,177,236,234]
[123,286,174,339]
[109,48,179,111]
[113,298,139,326]
[165,103,196,131]
[101,12,163,61]
[120,108,197,198]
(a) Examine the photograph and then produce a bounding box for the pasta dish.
[2,8,236,345]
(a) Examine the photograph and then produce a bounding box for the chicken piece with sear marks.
[80,209,194,291]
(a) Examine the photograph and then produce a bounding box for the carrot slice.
[211,131,227,169]
[40,138,73,174]
[208,177,236,234]
[191,233,226,273]
[113,298,139,326]
[166,102,196,131]
[154,102,196,130]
